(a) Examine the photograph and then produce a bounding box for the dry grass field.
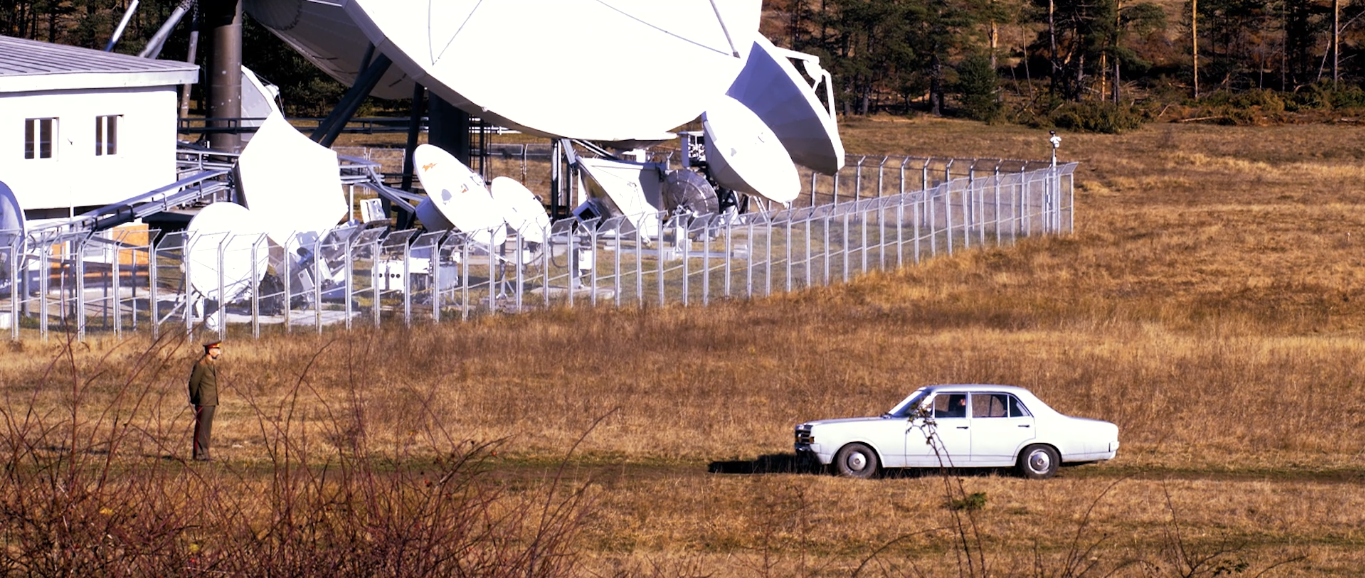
[4,117,1365,576]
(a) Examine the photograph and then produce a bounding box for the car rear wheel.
[834,443,879,479]
[1017,444,1059,479]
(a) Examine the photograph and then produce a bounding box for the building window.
[95,115,120,156]
[24,117,58,160]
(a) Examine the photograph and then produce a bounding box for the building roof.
[0,35,198,93]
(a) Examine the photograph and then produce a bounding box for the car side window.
[1008,394,1032,417]
[971,393,1009,418]
[932,394,968,418]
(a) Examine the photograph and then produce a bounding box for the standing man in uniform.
[187,340,222,461]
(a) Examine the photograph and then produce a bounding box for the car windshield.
[884,388,931,418]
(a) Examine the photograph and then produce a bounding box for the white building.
[0,35,198,222]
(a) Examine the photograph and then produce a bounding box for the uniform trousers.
[193,405,216,460]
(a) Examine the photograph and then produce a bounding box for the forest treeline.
[5,0,1365,131]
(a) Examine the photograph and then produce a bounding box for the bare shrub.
[0,333,595,577]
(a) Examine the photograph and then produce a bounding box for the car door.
[859,418,910,468]
[968,392,1036,466]
[904,392,972,467]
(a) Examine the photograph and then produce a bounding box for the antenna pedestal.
[206,0,244,153]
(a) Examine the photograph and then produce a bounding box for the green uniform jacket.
[188,358,218,407]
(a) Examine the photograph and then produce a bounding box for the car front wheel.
[1017,444,1059,479]
[834,443,879,479]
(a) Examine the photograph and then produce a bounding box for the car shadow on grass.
[707,453,814,475]
[708,454,1023,479]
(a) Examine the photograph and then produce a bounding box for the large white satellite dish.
[577,158,662,238]
[490,177,550,245]
[702,95,801,204]
[242,0,414,100]
[236,111,349,248]
[186,202,270,303]
[726,36,845,175]
[344,0,763,140]
[413,144,507,247]
[0,180,23,234]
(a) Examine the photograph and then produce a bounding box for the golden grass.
[6,118,1365,575]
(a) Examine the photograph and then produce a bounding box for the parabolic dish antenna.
[662,169,719,216]
[243,0,414,100]
[344,0,763,140]
[702,95,801,204]
[186,202,270,303]
[490,177,550,245]
[0,180,24,234]
[413,144,507,247]
[236,111,348,248]
[577,158,662,238]
[726,36,845,175]
[240,65,281,144]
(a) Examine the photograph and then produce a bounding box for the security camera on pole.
[1047,131,1062,232]
[1049,130,1061,168]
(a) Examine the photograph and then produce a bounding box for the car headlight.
[794,425,814,445]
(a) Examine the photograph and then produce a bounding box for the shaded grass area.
[7,119,1365,574]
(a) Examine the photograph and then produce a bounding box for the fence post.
[590,223,600,307]
[724,218,733,297]
[461,240,470,322]
[702,219,711,306]
[251,236,261,338]
[76,237,87,341]
[785,218,793,292]
[8,239,19,340]
[403,238,412,326]
[944,161,955,256]
[313,235,323,335]
[150,240,159,339]
[345,237,354,331]
[658,215,667,306]
[614,223,623,307]
[854,156,866,201]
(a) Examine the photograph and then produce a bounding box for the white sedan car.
[794,385,1119,479]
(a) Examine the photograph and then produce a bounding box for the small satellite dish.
[344,0,763,140]
[490,177,550,245]
[576,158,663,237]
[726,36,845,175]
[413,144,507,247]
[185,202,270,303]
[702,95,801,204]
[0,180,24,234]
[240,65,281,144]
[661,169,719,217]
[236,111,349,248]
[243,0,413,100]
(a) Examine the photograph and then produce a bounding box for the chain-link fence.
[0,157,1075,341]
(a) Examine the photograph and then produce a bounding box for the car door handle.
[1018,424,1031,428]
[956,426,968,430]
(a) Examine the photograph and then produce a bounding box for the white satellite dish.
[344,0,763,140]
[236,111,349,248]
[490,177,550,245]
[702,95,801,204]
[186,202,270,303]
[726,36,845,175]
[240,65,281,144]
[242,0,414,100]
[576,158,662,238]
[413,144,507,247]
[0,180,24,234]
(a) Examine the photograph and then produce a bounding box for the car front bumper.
[795,443,831,466]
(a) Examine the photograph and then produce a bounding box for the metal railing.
[0,157,1075,341]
